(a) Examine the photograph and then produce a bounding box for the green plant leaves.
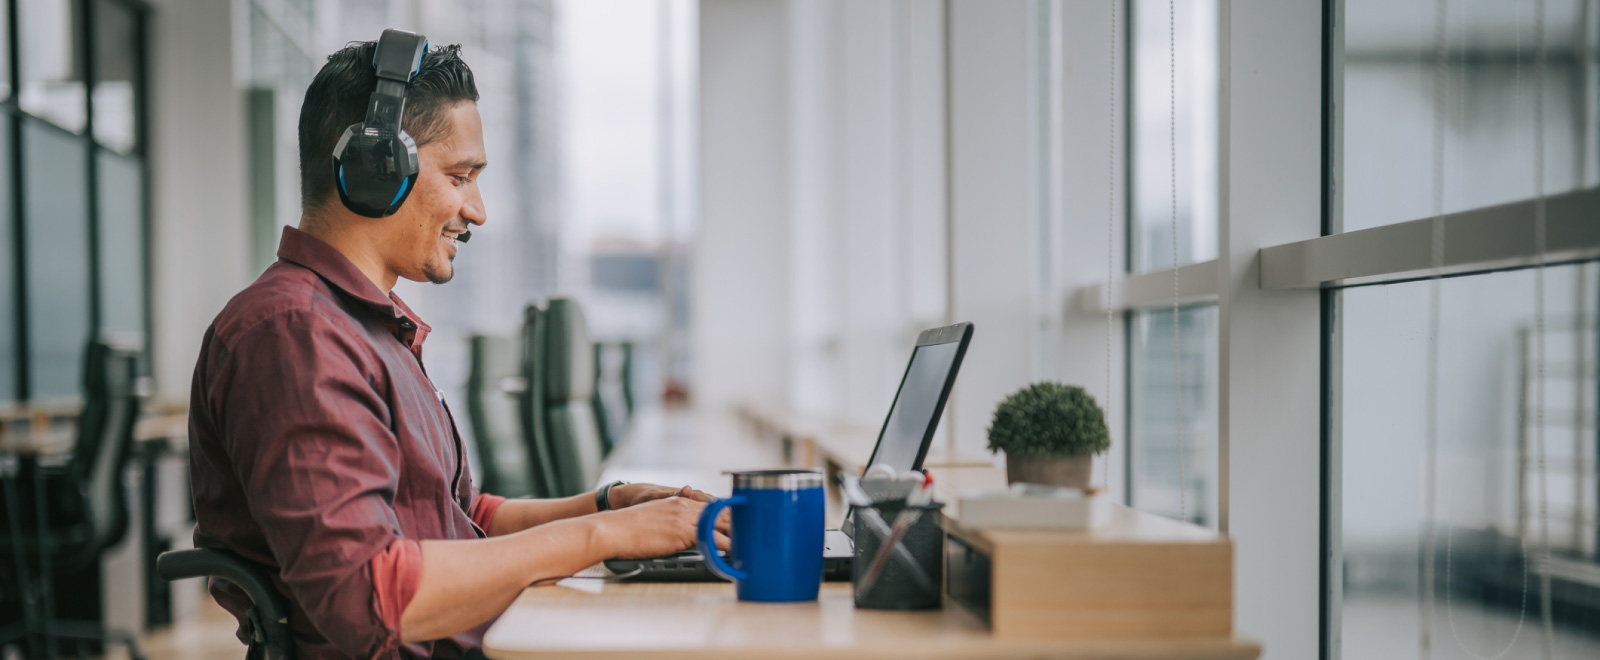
[985,382,1110,458]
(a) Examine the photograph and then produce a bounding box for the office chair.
[464,334,538,498]
[591,344,617,458]
[0,340,146,660]
[591,342,637,456]
[539,298,607,497]
[155,548,293,660]
[619,341,636,418]
[516,304,561,499]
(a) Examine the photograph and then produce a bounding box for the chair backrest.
[69,339,143,553]
[620,341,636,416]
[516,303,560,498]
[540,298,605,497]
[465,334,537,498]
[590,342,636,454]
[590,344,616,457]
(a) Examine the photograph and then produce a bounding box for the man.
[189,40,724,659]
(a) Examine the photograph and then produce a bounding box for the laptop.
[605,321,974,582]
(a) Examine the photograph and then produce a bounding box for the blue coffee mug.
[695,469,825,602]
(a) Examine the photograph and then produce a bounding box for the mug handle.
[697,495,746,581]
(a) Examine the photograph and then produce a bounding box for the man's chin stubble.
[424,263,454,285]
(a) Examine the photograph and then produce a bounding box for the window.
[0,0,150,405]
[22,120,92,401]
[1126,0,1220,526]
[93,0,141,153]
[1341,0,1599,232]
[19,0,86,133]
[0,0,12,100]
[1337,264,1600,658]
[0,122,14,401]
[97,151,145,338]
[1331,0,1600,655]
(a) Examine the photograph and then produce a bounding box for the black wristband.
[596,480,627,511]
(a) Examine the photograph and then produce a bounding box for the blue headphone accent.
[389,178,410,208]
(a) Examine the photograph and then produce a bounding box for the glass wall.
[97,151,145,338]
[0,0,149,404]
[0,113,13,403]
[22,121,92,400]
[1333,0,1600,655]
[1129,304,1219,525]
[1129,0,1218,272]
[1126,0,1220,526]
[1341,0,1599,232]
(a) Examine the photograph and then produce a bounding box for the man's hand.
[595,497,732,560]
[610,484,731,537]
[611,483,714,507]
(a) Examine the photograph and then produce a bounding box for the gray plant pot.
[1005,454,1093,490]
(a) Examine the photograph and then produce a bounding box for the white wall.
[699,0,953,436]
[148,0,252,398]
[693,0,792,408]
[947,0,1037,458]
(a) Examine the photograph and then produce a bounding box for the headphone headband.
[333,29,428,218]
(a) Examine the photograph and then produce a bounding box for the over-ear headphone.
[332,29,429,218]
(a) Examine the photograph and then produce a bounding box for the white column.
[947,0,1038,458]
[1216,1,1323,657]
[147,0,251,398]
[693,0,792,409]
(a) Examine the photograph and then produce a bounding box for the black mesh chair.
[465,334,538,498]
[591,343,617,458]
[155,548,293,660]
[539,298,606,497]
[516,303,561,499]
[0,340,146,659]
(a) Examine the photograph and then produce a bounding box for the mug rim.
[724,469,824,491]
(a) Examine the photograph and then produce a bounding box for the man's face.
[384,102,487,285]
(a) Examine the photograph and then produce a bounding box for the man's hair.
[298,41,479,211]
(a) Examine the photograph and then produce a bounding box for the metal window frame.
[0,0,152,403]
[1261,187,1600,291]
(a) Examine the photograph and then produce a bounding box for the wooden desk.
[483,582,1259,660]
[0,426,74,456]
[484,407,1258,660]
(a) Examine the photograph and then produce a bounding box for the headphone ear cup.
[331,125,419,217]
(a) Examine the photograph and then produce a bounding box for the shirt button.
[400,320,415,329]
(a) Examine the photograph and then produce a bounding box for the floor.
[127,596,242,660]
[1342,591,1600,660]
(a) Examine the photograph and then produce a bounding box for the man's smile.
[441,227,470,248]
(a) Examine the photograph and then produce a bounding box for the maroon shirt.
[189,227,504,659]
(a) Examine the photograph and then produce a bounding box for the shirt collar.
[276,226,419,325]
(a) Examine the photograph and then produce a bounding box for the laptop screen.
[865,340,963,474]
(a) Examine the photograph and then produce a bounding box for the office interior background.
[0,0,1595,658]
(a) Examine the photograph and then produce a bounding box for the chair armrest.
[158,548,294,655]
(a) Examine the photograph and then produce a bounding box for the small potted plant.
[986,382,1109,490]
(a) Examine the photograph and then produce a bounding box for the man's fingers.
[713,530,732,551]
[679,486,715,503]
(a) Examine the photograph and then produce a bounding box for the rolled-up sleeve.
[211,311,416,658]
[469,494,507,532]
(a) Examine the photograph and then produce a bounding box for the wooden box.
[944,502,1234,641]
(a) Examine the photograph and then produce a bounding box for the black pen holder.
[851,501,944,610]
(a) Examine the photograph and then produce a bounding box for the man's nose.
[462,192,486,226]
